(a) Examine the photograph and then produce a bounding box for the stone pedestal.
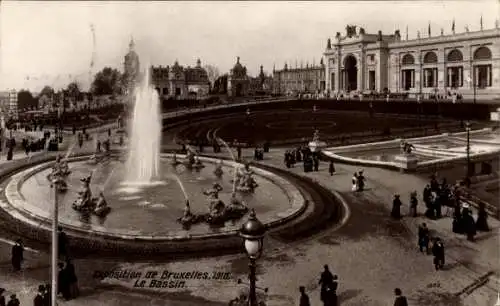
[394,153,419,171]
[308,140,327,153]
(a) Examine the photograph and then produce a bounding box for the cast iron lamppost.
[465,121,471,179]
[239,209,266,306]
[50,172,65,306]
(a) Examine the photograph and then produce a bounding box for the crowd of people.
[283,146,322,172]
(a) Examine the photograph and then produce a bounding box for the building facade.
[324,24,500,99]
[150,59,210,99]
[227,57,250,97]
[272,61,326,96]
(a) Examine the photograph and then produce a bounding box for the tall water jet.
[125,66,161,183]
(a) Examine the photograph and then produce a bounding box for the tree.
[91,67,123,96]
[17,90,38,112]
[39,85,55,98]
[204,65,220,89]
[66,82,81,100]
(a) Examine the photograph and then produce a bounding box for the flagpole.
[51,177,59,306]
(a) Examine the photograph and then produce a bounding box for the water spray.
[216,137,238,193]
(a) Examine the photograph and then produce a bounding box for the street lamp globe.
[240,209,266,259]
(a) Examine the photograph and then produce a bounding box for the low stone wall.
[0,152,309,256]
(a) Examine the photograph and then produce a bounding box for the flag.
[452,19,455,33]
[428,22,431,36]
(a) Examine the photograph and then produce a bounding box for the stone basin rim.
[2,153,307,242]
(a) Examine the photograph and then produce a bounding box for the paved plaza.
[0,120,498,306]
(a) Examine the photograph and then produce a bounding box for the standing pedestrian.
[418,223,430,253]
[298,286,310,306]
[393,288,408,306]
[475,201,490,232]
[237,147,242,160]
[432,238,445,270]
[357,171,365,191]
[409,191,418,217]
[391,194,403,219]
[319,265,334,305]
[351,173,358,192]
[42,284,51,306]
[328,160,335,176]
[11,239,23,272]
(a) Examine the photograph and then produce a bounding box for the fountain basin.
[0,154,307,255]
[323,128,500,172]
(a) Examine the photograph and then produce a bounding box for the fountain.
[1,49,305,254]
[124,67,161,184]
[394,139,419,170]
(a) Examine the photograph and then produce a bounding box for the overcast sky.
[0,0,497,92]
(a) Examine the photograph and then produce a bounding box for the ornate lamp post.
[465,121,471,179]
[239,209,266,306]
[50,173,65,306]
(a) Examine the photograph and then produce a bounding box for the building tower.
[123,37,140,95]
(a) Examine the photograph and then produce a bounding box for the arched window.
[423,52,438,64]
[401,54,415,65]
[447,49,463,62]
[473,46,492,60]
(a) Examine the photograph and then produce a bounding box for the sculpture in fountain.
[234,162,258,193]
[94,191,111,217]
[308,129,327,153]
[213,159,224,177]
[46,155,69,192]
[177,181,249,227]
[400,139,415,154]
[72,173,95,211]
[181,149,205,170]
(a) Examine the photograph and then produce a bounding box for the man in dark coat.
[391,195,403,219]
[33,285,44,306]
[409,191,418,217]
[432,238,445,270]
[393,288,408,306]
[417,223,430,253]
[319,265,334,303]
[65,259,79,298]
[357,171,365,191]
[11,239,23,272]
[299,286,310,306]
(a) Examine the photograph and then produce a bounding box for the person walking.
[391,194,403,219]
[319,265,334,305]
[432,237,445,270]
[409,191,418,217]
[298,286,310,306]
[418,223,430,253]
[328,161,335,176]
[11,239,23,272]
[393,288,408,306]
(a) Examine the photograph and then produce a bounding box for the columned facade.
[324,25,500,100]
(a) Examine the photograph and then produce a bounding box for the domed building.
[123,38,140,94]
[227,57,250,97]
